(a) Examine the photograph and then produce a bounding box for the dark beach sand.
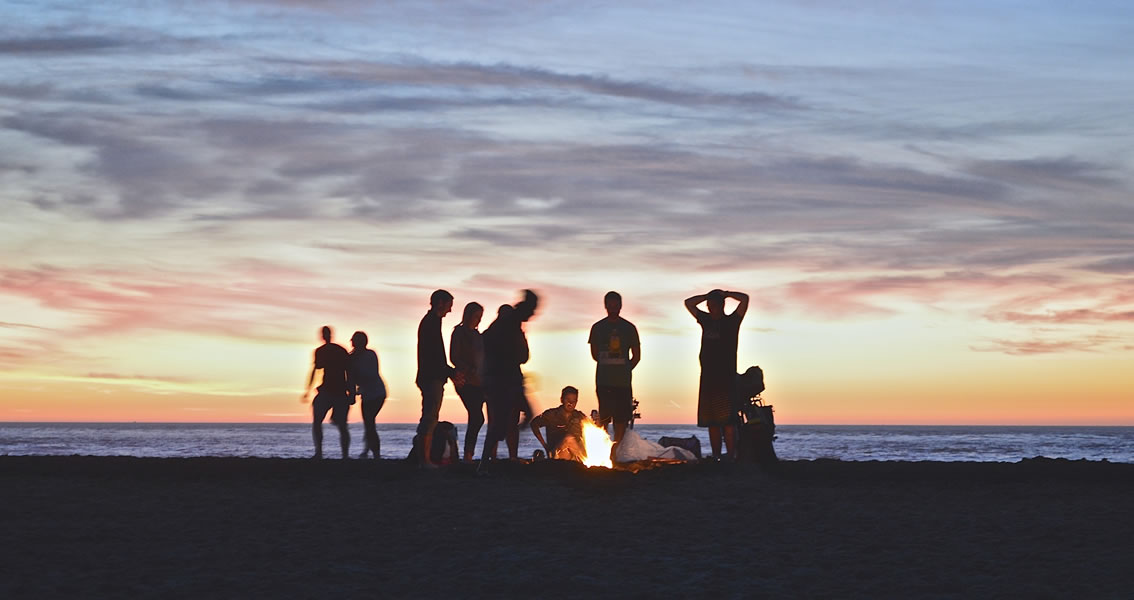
[2,456,1132,599]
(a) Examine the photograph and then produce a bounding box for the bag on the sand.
[658,436,702,459]
[407,421,459,464]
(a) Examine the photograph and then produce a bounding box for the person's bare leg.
[505,424,519,459]
[336,418,350,459]
[463,403,484,462]
[312,420,323,459]
[420,422,437,467]
[311,401,329,459]
[613,421,628,444]
[708,425,723,459]
[361,405,378,458]
[482,437,497,460]
[723,425,736,460]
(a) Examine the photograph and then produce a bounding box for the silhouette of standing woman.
[302,325,351,459]
[348,331,387,459]
[685,289,749,460]
[450,302,486,462]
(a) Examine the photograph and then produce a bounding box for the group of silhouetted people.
[302,287,749,463]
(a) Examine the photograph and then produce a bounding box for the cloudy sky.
[1,0,1132,424]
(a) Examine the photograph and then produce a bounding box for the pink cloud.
[989,309,1134,324]
[0,264,425,345]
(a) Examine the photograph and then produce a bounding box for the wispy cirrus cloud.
[989,309,1134,325]
[972,334,1123,356]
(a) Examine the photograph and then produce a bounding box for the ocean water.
[1,423,1132,463]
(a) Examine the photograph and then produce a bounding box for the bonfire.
[580,420,614,468]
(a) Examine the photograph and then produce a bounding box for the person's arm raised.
[684,293,709,318]
[728,290,750,320]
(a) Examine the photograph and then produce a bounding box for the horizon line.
[2,421,1132,427]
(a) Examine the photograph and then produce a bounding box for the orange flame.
[581,420,614,468]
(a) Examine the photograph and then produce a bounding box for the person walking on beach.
[348,330,387,459]
[588,291,640,445]
[481,289,539,461]
[416,290,462,468]
[302,325,351,459]
[530,386,587,461]
[685,289,749,460]
[450,302,486,462]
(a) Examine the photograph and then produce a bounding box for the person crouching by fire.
[530,386,587,461]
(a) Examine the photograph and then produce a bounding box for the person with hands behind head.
[684,289,749,460]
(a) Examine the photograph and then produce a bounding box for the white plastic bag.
[613,430,664,462]
[613,430,697,462]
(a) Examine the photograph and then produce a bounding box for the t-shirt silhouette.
[588,316,639,388]
[314,343,349,394]
[533,407,587,451]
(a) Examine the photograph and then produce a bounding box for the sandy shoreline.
[2,456,1132,598]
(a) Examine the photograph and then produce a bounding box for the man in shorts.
[302,325,351,459]
[588,291,640,444]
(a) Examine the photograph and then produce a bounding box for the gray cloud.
[966,156,1120,189]
[306,59,808,112]
[2,114,215,218]
[1082,255,1134,275]
[0,82,55,100]
[0,35,128,54]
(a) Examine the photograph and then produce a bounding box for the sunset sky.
[1,1,1132,425]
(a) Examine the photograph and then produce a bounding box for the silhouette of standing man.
[685,289,749,460]
[416,290,461,468]
[588,291,640,445]
[481,289,538,460]
[302,325,351,459]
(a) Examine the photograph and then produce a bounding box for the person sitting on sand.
[348,331,387,459]
[302,325,351,459]
[530,386,587,462]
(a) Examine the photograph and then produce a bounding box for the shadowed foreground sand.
[1,456,1132,598]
